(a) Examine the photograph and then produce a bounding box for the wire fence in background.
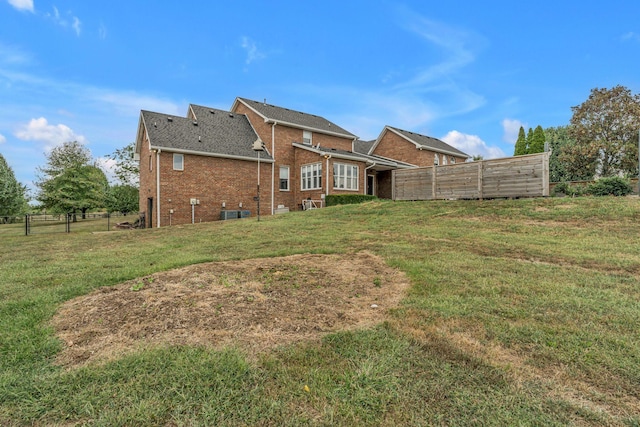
[0,212,145,237]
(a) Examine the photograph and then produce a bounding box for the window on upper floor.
[442,155,448,165]
[301,163,322,190]
[173,153,184,171]
[279,166,290,191]
[303,130,312,145]
[450,156,456,164]
[434,154,439,166]
[333,163,359,191]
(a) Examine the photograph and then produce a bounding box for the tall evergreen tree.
[525,128,534,154]
[514,126,527,156]
[529,126,546,154]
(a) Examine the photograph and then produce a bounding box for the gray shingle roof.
[387,126,469,158]
[353,139,375,155]
[236,97,356,138]
[141,106,272,161]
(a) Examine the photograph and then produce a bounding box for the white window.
[173,153,184,171]
[450,156,456,164]
[279,166,290,191]
[333,163,359,191]
[303,130,312,145]
[434,154,439,166]
[301,163,322,190]
[442,155,448,165]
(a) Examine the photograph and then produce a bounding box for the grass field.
[0,197,639,426]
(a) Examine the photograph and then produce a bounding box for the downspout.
[156,148,161,228]
[271,122,276,215]
[324,154,331,197]
[364,162,376,195]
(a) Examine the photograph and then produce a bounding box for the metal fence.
[0,212,145,236]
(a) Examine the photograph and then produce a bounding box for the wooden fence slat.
[393,153,549,200]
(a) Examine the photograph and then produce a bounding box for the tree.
[36,141,107,219]
[472,154,484,161]
[105,184,139,215]
[525,128,534,154]
[513,127,527,156]
[529,125,546,154]
[564,85,640,178]
[108,142,139,187]
[0,153,28,217]
[545,126,573,182]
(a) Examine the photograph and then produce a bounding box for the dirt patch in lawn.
[52,251,410,368]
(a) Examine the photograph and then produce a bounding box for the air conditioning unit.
[220,210,240,220]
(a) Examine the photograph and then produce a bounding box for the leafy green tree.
[564,85,640,178]
[108,142,139,187]
[36,141,108,219]
[472,154,484,161]
[105,184,139,215]
[0,153,29,217]
[545,126,574,182]
[529,125,546,154]
[514,127,527,156]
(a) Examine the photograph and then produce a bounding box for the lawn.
[0,197,639,426]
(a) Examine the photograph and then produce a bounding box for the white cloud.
[95,156,117,183]
[501,118,526,144]
[441,130,505,159]
[0,133,6,143]
[45,6,82,36]
[72,16,81,36]
[241,36,266,65]
[621,32,640,43]
[0,42,32,66]
[15,117,87,149]
[7,0,33,12]
[99,23,107,40]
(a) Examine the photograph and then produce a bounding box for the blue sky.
[1,0,639,192]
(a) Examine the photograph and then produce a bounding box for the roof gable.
[371,126,470,158]
[139,106,272,161]
[232,97,356,139]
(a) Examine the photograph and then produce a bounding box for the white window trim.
[173,153,184,171]
[301,162,322,191]
[302,130,312,145]
[450,156,456,164]
[333,162,359,191]
[434,154,439,166]
[279,165,290,191]
[442,155,448,165]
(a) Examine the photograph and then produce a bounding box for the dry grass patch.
[52,251,410,367]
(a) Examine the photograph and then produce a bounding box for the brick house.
[135,98,469,227]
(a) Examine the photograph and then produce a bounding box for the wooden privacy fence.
[392,152,550,201]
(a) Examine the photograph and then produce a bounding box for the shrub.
[552,181,585,197]
[325,194,377,206]
[586,177,633,197]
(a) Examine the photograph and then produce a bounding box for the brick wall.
[232,101,359,212]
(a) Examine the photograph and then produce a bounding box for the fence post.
[107,212,110,231]
[25,214,29,236]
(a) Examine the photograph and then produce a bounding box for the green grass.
[1,197,639,425]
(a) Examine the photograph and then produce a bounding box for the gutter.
[156,148,161,228]
[324,154,332,197]
[271,122,276,215]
